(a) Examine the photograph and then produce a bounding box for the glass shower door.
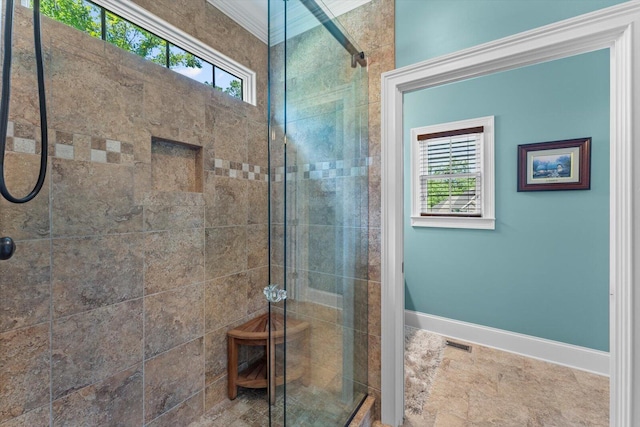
[268,0,369,424]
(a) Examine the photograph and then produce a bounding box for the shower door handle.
[263,284,287,303]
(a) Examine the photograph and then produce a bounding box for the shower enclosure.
[268,0,369,424]
[0,0,368,425]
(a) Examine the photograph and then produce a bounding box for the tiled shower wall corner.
[0,2,268,426]
[339,0,395,420]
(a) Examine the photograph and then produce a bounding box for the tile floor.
[191,384,365,427]
[404,337,609,427]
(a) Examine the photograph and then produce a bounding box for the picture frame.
[517,137,591,192]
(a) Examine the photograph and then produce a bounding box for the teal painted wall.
[396,0,628,67]
[397,1,623,351]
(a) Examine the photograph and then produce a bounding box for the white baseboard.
[405,310,609,376]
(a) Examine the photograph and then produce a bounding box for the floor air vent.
[445,340,472,352]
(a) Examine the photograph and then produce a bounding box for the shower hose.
[0,0,48,260]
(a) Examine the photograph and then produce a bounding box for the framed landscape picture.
[517,137,591,191]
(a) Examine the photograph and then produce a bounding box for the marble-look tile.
[51,159,142,237]
[338,175,369,228]
[0,153,50,240]
[246,267,268,315]
[304,270,340,296]
[72,134,91,163]
[308,317,342,375]
[133,162,153,204]
[201,104,215,172]
[305,225,336,275]
[0,240,50,332]
[0,405,49,427]
[370,0,395,51]
[144,204,204,231]
[366,46,395,106]
[368,102,381,160]
[204,327,228,385]
[203,376,229,412]
[139,81,186,140]
[368,227,381,283]
[349,396,375,427]
[144,228,204,295]
[302,179,337,227]
[205,273,247,332]
[0,324,50,423]
[139,190,205,207]
[342,278,369,333]
[247,120,268,169]
[49,45,145,146]
[144,338,204,423]
[467,390,530,425]
[368,281,381,337]
[204,174,248,227]
[51,300,143,400]
[145,283,204,358]
[151,139,202,193]
[293,299,339,326]
[210,105,247,164]
[52,365,142,427]
[368,159,382,229]
[368,335,381,391]
[269,224,284,267]
[247,180,268,225]
[412,336,610,427]
[146,392,204,427]
[352,329,369,387]
[52,234,144,318]
[205,227,247,279]
[247,224,268,269]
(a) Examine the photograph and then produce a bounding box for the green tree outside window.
[33,0,242,99]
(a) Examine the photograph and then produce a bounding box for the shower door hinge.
[284,135,287,146]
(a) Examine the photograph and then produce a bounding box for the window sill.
[410,215,495,230]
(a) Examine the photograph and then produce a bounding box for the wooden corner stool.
[227,312,310,404]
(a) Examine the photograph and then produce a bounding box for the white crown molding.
[207,0,268,44]
[381,1,640,425]
[405,310,610,376]
[207,0,371,46]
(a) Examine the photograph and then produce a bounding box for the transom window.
[24,0,255,103]
[411,116,495,229]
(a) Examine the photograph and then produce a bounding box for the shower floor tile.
[192,384,362,427]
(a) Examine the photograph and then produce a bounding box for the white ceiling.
[207,0,371,44]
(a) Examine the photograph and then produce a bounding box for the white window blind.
[418,127,483,216]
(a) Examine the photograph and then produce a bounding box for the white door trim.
[380,1,640,425]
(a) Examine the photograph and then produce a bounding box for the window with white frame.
[23,0,256,104]
[411,116,495,229]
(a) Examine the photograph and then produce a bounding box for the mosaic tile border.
[213,158,268,182]
[4,121,270,182]
[4,121,370,183]
[271,157,372,181]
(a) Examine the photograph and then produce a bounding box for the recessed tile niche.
[151,137,203,193]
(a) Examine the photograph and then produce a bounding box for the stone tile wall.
[0,2,268,426]
[337,0,395,421]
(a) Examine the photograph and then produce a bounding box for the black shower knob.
[0,236,16,260]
